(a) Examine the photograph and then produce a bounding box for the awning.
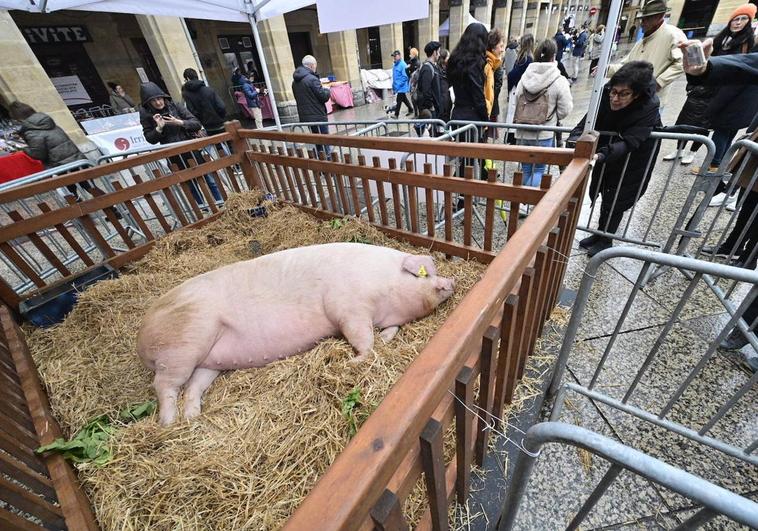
[438,12,489,36]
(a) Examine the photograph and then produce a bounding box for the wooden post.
[419,419,448,531]
[475,326,499,467]
[370,489,409,531]
[225,120,263,191]
[455,366,474,504]
[493,295,519,416]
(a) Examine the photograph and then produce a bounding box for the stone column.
[472,0,493,26]
[448,0,471,51]
[0,11,88,146]
[549,0,564,35]
[328,30,366,105]
[380,23,404,69]
[135,15,198,102]
[493,0,512,35]
[418,0,441,47]
[509,0,525,37]
[256,15,298,122]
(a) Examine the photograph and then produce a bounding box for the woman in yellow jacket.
[484,28,505,119]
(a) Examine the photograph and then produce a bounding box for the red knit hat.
[729,3,757,22]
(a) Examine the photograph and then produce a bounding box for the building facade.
[0,0,751,149]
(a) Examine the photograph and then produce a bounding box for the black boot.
[579,233,601,249]
[587,237,613,257]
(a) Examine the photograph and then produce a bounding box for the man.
[391,50,413,118]
[555,28,569,63]
[415,41,443,136]
[292,55,332,154]
[600,0,685,107]
[181,68,226,136]
[569,27,589,81]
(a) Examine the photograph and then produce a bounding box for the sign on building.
[50,76,93,106]
[22,26,92,45]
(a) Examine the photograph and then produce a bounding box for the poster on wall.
[86,126,149,157]
[50,75,92,106]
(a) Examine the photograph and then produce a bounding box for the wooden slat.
[424,163,435,238]
[358,155,375,223]
[0,398,37,433]
[286,148,308,207]
[344,154,362,218]
[539,227,562,331]
[0,428,49,477]
[370,489,409,531]
[388,159,403,230]
[511,269,535,389]
[277,147,298,203]
[0,243,45,288]
[0,506,47,531]
[475,326,499,467]
[37,202,94,267]
[172,164,205,222]
[373,157,389,226]
[0,450,57,501]
[0,276,21,310]
[87,189,136,249]
[507,171,523,239]
[419,419,448,531]
[544,215,569,321]
[526,246,551,358]
[443,164,454,243]
[462,166,474,247]
[243,129,575,165]
[152,169,189,226]
[320,152,340,212]
[111,182,155,240]
[225,121,259,190]
[6,211,71,277]
[0,475,63,526]
[130,174,173,234]
[188,159,219,213]
[483,168,497,251]
[332,152,351,216]
[200,153,229,202]
[405,160,419,234]
[297,149,319,208]
[260,146,282,198]
[308,150,328,210]
[2,307,99,530]
[455,366,474,504]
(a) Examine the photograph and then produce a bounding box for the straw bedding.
[26,191,495,529]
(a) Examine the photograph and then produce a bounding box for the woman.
[107,82,136,114]
[139,82,221,205]
[506,34,535,125]
[513,39,573,189]
[569,61,661,256]
[485,28,505,139]
[407,47,421,116]
[674,4,757,189]
[437,48,452,123]
[588,25,605,76]
[9,101,98,199]
[504,37,519,74]
[232,67,263,129]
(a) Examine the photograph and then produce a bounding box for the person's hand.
[678,39,712,76]
[591,65,598,77]
[163,115,184,127]
[153,113,166,132]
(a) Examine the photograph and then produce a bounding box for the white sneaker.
[662,151,681,161]
[708,192,738,207]
[680,153,695,165]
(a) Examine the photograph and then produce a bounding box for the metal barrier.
[497,422,758,530]
[505,247,758,529]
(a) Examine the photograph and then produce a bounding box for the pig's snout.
[433,276,456,301]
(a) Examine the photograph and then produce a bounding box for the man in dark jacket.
[292,55,332,154]
[415,41,442,136]
[139,82,221,205]
[181,68,226,135]
[554,29,569,63]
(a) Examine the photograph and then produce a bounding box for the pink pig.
[137,242,456,425]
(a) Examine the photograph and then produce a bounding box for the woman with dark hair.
[437,48,452,123]
[568,61,662,256]
[448,22,489,124]
[107,82,136,114]
[505,34,535,128]
[513,39,572,189]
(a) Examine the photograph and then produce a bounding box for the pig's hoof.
[348,354,370,365]
[184,405,202,420]
[379,326,400,343]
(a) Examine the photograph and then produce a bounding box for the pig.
[137,242,456,425]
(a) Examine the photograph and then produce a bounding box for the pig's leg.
[379,326,400,343]
[154,362,196,426]
[339,318,375,363]
[183,368,221,420]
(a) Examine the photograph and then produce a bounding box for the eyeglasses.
[732,15,750,23]
[609,89,634,100]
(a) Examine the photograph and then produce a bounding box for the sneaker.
[578,234,601,249]
[719,328,749,350]
[518,204,529,217]
[691,165,718,175]
[662,151,680,161]
[586,237,613,257]
[708,192,737,208]
[700,245,730,258]
[680,153,695,165]
[405,111,414,117]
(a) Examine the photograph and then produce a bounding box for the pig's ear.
[402,255,437,278]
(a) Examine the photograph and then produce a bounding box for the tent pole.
[181,19,206,81]
[584,0,623,131]
[246,0,283,130]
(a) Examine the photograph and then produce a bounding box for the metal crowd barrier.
[502,247,758,530]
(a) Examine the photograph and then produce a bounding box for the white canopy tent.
[438,12,489,36]
[1,0,429,127]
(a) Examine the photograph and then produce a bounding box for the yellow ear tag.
[417,265,428,278]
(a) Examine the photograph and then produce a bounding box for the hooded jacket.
[292,65,331,122]
[589,32,604,60]
[513,62,573,140]
[570,79,662,214]
[233,73,261,109]
[706,42,758,130]
[572,30,589,57]
[19,113,85,168]
[554,32,569,62]
[392,59,410,93]
[504,41,519,73]
[181,79,226,134]
[139,82,202,145]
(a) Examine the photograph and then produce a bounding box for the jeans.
[712,128,739,167]
[518,137,554,187]
[309,124,332,157]
[394,92,413,117]
[189,176,223,206]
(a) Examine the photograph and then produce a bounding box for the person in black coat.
[448,23,489,125]
[415,41,443,136]
[139,81,221,205]
[292,55,332,155]
[181,68,226,135]
[437,49,452,123]
[569,61,662,256]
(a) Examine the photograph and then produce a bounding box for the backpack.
[513,81,555,125]
[410,62,434,107]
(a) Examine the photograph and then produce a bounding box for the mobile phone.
[685,42,706,67]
